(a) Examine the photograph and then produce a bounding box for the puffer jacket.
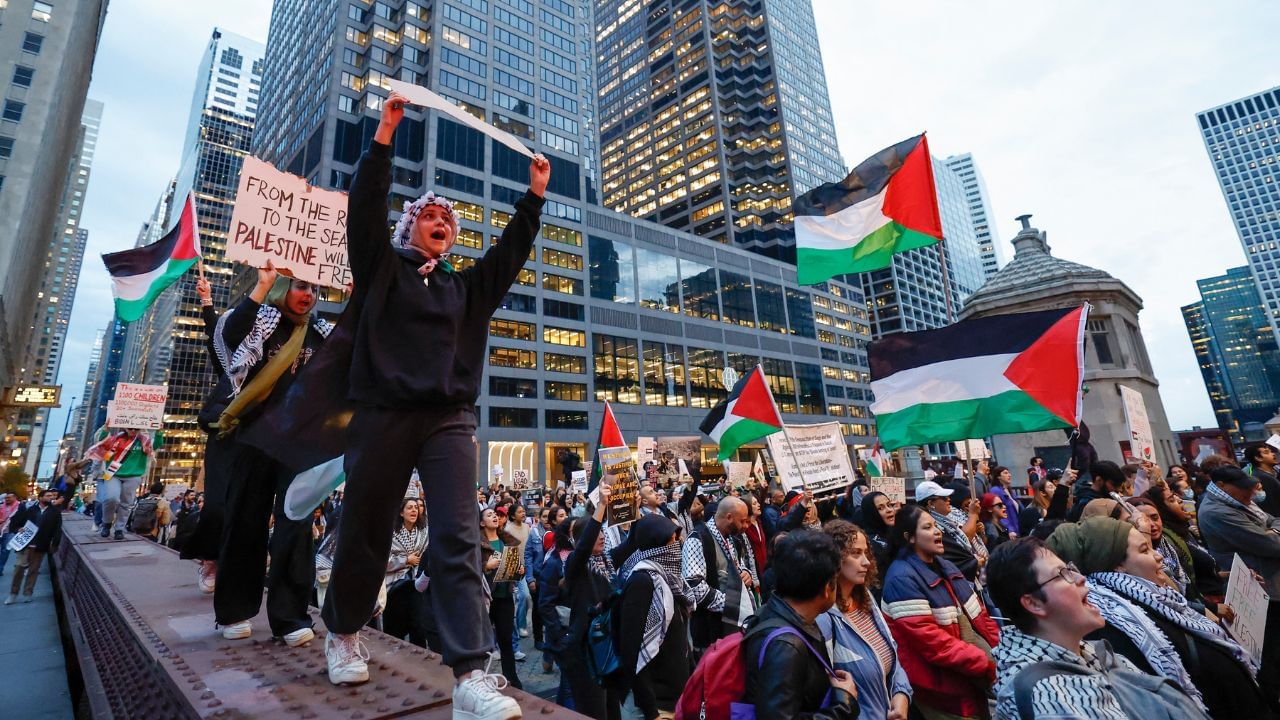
[881,552,999,717]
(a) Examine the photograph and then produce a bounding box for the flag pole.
[964,439,976,500]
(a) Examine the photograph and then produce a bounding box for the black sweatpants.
[561,649,622,720]
[181,433,236,562]
[213,441,314,636]
[321,404,491,677]
[489,594,522,689]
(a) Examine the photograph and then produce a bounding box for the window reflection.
[681,259,719,321]
[687,347,726,409]
[719,270,755,328]
[588,235,636,304]
[786,288,815,339]
[795,362,825,414]
[643,341,687,407]
[762,357,797,413]
[635,247,680,313]
[594,334,641,404]
[754,280,788,334]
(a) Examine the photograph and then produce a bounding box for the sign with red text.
[227,157,350,289]
[106,383,167,430]
[1119,385,1154,462]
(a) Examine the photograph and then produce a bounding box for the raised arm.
[467,155,548,312]
[346,94,404,287]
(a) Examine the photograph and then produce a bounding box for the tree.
[1,465,31,499]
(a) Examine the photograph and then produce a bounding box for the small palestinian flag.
[103,192,201,322]
[860,447,891,477]
[869,306,1089,450]
[590,401,626,492]
[701,365,784,461]
[794,134,943,284]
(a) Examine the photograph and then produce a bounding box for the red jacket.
[881,553,999,717]
[745,519,767,573]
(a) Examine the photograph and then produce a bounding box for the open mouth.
[430,229,447,241]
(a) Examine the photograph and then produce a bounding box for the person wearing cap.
[916,480,985,584]
[1245,441,1280,517]
[1067,460,1130,522]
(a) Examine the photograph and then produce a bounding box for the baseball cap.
[914,480,953,503]
[1211,466,1260,490]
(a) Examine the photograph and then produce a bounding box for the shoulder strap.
[756,626,833,674]
[1012,660,1091,720]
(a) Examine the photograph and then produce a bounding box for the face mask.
[1182,489,1195,500]
[1256,491,1268,504]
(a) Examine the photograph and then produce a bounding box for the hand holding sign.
[375,91,410,145]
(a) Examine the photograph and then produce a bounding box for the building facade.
[1196,87,1280,344]
[943,153,1003,280]
[67,329,103,458]
[80,316,127,455]
[1182,266,1280,445]
[248,0,875,486]
[595,0,844,260]
[960,216,1180,477]
[0,0,108,445]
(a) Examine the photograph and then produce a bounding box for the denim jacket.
[818,603,912,719]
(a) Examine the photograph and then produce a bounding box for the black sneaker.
[114,530,124,540]
[99,526,110,538]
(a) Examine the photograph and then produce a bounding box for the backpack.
[674,626,831,720]
[130,496,161,534]
[584,587,624,685]
[1012,655,1207,720]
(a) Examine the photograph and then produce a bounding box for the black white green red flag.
[102,192,201,322]
[869,306,1089,450]
[793,134,942,284]
[700,365,784,461]
[590,401,626,492]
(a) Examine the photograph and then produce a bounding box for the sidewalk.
[0,559,75,719]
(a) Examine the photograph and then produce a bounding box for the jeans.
[0,532,12,574]
[513,575,530,646]
[10,548,46,596]
[99,477,139,532]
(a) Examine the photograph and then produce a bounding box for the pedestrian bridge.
[52,512,581,719]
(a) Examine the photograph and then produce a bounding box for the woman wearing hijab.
[858,491,897,574]
[615,513,693,720]
[559,485,623,720]
[1047,517,1270,718]
[1145,482,1227,604]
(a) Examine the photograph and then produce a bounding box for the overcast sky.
[39,1,1280,475]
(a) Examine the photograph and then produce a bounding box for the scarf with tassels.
[619,543,693,673]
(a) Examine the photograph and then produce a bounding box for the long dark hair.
[825,519,878,609]
[888,503,928,561]
[859,491,890,534]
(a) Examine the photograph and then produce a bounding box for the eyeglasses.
[992,503,1005,509]
[1033,562,1084,590]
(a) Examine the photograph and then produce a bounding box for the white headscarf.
[392,191,459,253]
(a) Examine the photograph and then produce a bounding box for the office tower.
[120,181,179,387]
[1182,266,1280,445]
[80,316,127,454]
[860,157,986,337]
[595,0,845,260]
[943,153,1004,279]
[8,99,101,476]
[250,0,875,486]
[68,330,104,458]
[0,0,109,442]
[1196,87,1280,343]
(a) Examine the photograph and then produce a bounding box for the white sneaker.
[453,655,522,720]
[21,594,33,603]
[513,650,527,661]
[3,595,15,605]
[325,632,370,685]
[198,561,216,594]
[283,627,315,647]
[221,620,252,640]
[518,629,529,638]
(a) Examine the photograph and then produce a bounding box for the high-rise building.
[1182,266,1280,445]
[69,330,104,458]
[247,0,875,486]
[80,316,128,454]
[1196,87,1280,344]
[860,158,986,337]
[0,0,109,444]
[943,153,1004,279]
[8,99,101,476]
[595,0,844,260]
[127,29,265,484]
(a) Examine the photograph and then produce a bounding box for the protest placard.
[571,470,588,494]
[752,452,768,486]
[493,544,524,583]
[869,477,907,505]
[7,521,38,552]
[766,423,855,494]
[1225,554,1269,667]
[1119,385,1155,462]
[1266,434,1280,453]
[654,436,701,486]
[726,460,752,489]
[226,157,350,290]
[953,439,990,461]
[598,445,640,527]
[511,468,531,491]
[106,383,167,430]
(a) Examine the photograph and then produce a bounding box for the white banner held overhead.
[106,383,167,430]
[869,476,906,505]
[953,439,991,461]
[1225,554,1269,667]
[766,422,855,494]
[1118,385,1155,462]
[226,157,350,289]
[388,79,534,158]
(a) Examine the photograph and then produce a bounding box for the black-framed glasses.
[1034,562,1084,590]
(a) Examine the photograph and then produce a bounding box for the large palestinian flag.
[701,365,784,461]
[103,192,201,322]
[794,134,943,284]
[869,306,1089,450]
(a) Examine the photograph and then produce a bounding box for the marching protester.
[818,520,911,719]
[86,427,156,539]
[504,504,533,643]
[1245,441,1280,517]
[684,495,758,655]
[308,92,549,716]
[0,492,23,576]
[1144,482,1227,607]
[382,498,428,645]
[743,493,769,574]
[536,519,577,708]
[130,481,172,543]
[858,491,897,573]
[1017,476,1055,536]
[986,538,1210,720]
[526,507,554,660]
[1067,461,1130,522]
[1126,497,1191,595]
[479,507,524,689]
[881,503,999,720]
[5,488,62,604]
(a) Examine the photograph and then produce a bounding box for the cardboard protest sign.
[953,439,990,461]
[571,470,588,494]
[766,423,855,494]
[227,157,350,289]
[1225,554,1269,666]
[7,521,38,552]
[869,477,907,505]
[598,445,640,527]
[1118,385,1155,462]
[106,383,167,430]
[726,460,752,489]
[511,469,531,491]
[493,544,524,583]
[388,79,534,158]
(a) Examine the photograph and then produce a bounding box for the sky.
[38,1,1280,475]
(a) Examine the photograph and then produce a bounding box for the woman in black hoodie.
[615,514,693,719]
[857,491,896,576]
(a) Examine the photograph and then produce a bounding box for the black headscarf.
[859,491,890,534]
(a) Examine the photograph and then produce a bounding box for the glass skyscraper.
[1182,266,1280,445]
[1196,87,1280,344]
[247,0,874,486]
[595,0,844,261]
[943,153,1003,280]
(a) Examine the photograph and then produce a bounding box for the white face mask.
[1256,491,1269,504]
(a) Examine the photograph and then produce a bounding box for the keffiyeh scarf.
[214,304,333,395]
[388,526,427,583]
[934,508,989,563]
[392,192,459,279]
[587,551,617,585]
[619,543,693,673]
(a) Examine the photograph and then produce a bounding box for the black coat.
[617,570,690,716]
[12,502,62,552]
[742,596,858,720]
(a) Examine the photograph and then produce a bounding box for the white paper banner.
[1118,385,1155,462]
[953,439,991,461]
[1225,554,1269,667]
[106,383,167,430]
[571,470,588,494]
[388,79,534,158]
[765,423,855,494]
[7,520,38,552]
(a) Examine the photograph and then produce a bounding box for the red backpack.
[675,626,831,720]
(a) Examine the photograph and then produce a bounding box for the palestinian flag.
[869,306,1089,450]
[700,365,784,461]
[794,134,942,284]
[103,192,201,322]
[590,401,626,492]
[860,447,891,477]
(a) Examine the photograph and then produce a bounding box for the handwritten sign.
[598,446,640,527]
[106,383,167,430]
[1225,553,1269,667]
[869,477,906,505]
[953,439,990,461]
[511,468,531,491]
[1119,385,1155,462]
[7,521,38,552]
[766,423,855,494]
[227,157,350,289]
[726,460,752,489]
[493,544,524,583]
